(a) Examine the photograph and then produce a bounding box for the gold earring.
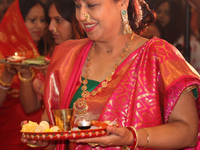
[83,12,91,24]
[121,9,132,34]
[53,27,57,33]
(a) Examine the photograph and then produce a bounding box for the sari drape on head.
[44,37,200,150]
[0,1,43,150]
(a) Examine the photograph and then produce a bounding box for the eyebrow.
[50,16,63,19]
[74,0,87,2]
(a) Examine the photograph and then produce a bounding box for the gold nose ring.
[83,12,91,24]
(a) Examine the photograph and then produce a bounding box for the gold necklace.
[73,33,135,115]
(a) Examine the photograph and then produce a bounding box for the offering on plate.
[21,120,59,132]
[77,120,92,130]
[23,56,47,65]
[7,52,26,63]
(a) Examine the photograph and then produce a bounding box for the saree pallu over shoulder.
[44,37,200,150]
[44,38,91,125]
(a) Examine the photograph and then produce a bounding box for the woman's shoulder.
[144,37,185,60]
[148,37,180,53]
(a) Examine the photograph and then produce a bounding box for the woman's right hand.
[21,120,50,148]
[4,64,18,77]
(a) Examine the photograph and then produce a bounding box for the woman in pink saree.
[22,0,200,149]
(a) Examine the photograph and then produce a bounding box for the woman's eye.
[88,4,97,8]
[56,19,62,23]
[29,19,36,23]
[40,19,45,23]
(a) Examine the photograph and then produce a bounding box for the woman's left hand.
[75,125,133,147]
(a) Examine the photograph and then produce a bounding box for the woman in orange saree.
[22,0,200,149]
[0,0,46,149]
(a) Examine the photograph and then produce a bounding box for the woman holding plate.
[0,0,47,149]
[22,0,200,150]
[18,0,86,116]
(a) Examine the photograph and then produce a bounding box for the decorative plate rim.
[21,127,108,140]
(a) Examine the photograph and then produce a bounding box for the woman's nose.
[36,20,43,28]
[48,20,54,32]
[77,8,87,22]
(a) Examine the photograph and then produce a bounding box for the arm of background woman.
[16,67,42,113]
[76,90,199,149]
[0,65,16,107]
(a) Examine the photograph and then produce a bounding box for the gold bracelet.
[0,77,12,87]
[27,144,38,148]
[143,128,149,149]
[18,68,35,83]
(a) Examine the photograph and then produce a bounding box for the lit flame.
[14,52,18,56]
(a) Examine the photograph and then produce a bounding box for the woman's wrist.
[0,71,14,87]
[27,141,50,149]
[18,68,35,83]
[2,70,14,82]
[127,126,138,149]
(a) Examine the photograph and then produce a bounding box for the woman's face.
[25,4,45,44]
[74,0,122,42]
[48,4,73,45]
[156,2,170,27]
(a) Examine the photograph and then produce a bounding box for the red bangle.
[127,126,138,150]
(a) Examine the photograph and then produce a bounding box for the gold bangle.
[143,128,149,149]
[0,77,12,87]
[27,144,38,148]
[18,68,35,83]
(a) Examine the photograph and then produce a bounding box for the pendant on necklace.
[73,98,88,115]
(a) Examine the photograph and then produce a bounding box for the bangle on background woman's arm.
[0,76,12,90]
[18,68,35,83]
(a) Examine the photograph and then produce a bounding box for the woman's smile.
[83,23,98,32]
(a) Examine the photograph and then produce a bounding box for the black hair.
[154,19,165,39]
[48,0,86,39]
[18,0,47,55]
[154,0,185,44]
[114,0,156,35]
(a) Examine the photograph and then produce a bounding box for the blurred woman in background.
[18,0,86,117]
[0,0,47,149]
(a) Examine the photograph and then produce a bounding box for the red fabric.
[0,0,43,150]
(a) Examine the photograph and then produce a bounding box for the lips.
[83,23,97,32]
[34,31,42,36]
[52,34,59,39]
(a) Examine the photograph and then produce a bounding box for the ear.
[121,0,129,10]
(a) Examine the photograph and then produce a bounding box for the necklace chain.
[73,33,135,115]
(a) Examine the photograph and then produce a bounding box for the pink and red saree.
[44,37,200,150]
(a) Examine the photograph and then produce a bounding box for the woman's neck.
[94,34,134,58]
